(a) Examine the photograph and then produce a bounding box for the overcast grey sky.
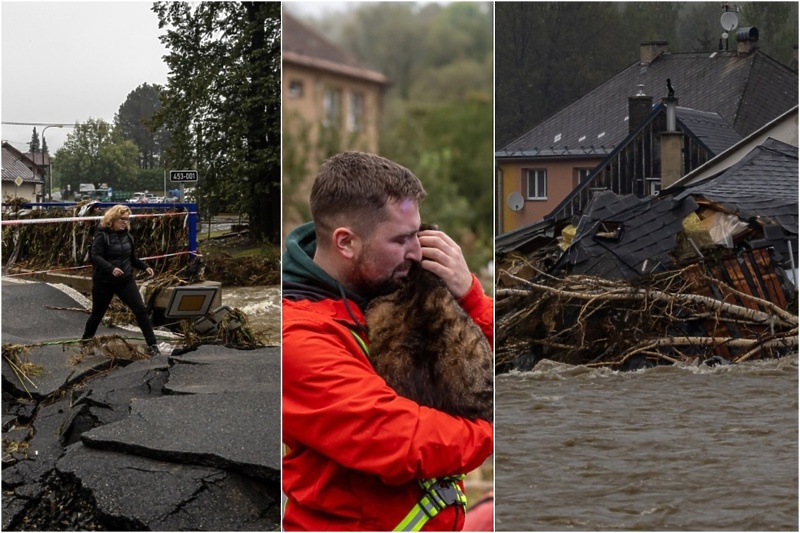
[1,1,169,154]
[0,1,399,155]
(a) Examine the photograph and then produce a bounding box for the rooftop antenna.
[720,2,739,51]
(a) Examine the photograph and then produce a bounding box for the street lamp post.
[41,124,63,201]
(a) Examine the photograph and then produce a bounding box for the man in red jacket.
[282,152,494,531]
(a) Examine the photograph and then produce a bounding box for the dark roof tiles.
[2,144,42,183]
[498,49,796,158]
[676,107,742,155]
[555,192,699,279]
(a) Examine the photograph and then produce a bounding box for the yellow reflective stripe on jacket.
[394,477,467,532]
[350,329,370,355]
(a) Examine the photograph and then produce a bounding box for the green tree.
[423,2,493,68]
[53,118,139,193]
[381,94,494,271]
[28,127,41,154]
[114,83,169,169]
[496,2,631,147]
[340,3,429,100]
[740,2,798,66]
[152,1,281,244]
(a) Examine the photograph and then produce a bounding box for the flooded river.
[495,356,798,531]
[222,285,281,346]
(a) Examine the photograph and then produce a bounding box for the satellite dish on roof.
[720,11,738,31]
[507,192,524,211]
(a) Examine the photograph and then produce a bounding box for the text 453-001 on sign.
[169,170,198,182]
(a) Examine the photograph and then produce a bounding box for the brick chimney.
[640,41,668,66]
[736,27,759,55]
[628,86,653,133]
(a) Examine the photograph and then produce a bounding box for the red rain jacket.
[282,274,494,531]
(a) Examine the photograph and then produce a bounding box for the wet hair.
[100,204,132,229]
[310,152,426,245]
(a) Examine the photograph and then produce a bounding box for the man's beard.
[347,253,413,301]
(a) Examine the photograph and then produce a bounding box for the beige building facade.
[282,13,389,233]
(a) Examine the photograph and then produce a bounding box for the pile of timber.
[496,252,798,373]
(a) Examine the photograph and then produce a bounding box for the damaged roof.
[496,104,741,255]
[554,191,698,280]
[497,49,796,159]
[673,138,798,235]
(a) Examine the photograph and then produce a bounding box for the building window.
[348,92,365,132]
[526,169,547,200]
[647,178,661,196]
[289,80,303,98]
[574,167,593,188]
[323,87,342,128]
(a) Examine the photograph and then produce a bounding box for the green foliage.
[381,96,494,271]
[340,3,428,100]
[152,1,281,244]
[29,128,41,154]
[114,83,169,169]
[53,119,139,194]
[495,2,634,147]
[740,2,799,66]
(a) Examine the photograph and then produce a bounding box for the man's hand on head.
[418,229,472,299]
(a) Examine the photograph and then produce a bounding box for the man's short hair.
[310,152,426,243]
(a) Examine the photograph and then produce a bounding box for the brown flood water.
[495,356,798,531]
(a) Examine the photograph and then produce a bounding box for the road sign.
[169,170,198,183]
[14,176,23,187]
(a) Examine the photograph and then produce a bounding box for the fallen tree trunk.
[496,264,798,371]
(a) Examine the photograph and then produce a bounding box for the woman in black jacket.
[81,204,160,355]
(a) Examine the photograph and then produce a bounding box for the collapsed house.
[496,106,798,373]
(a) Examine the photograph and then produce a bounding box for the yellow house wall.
[498,156,603,234]
[282,62,385,238]
[282,63,383,157]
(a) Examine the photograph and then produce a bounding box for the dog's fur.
[364,256,493,422]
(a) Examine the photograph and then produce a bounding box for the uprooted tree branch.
[496,264,798,372]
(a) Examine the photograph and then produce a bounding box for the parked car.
[128,192,156,203]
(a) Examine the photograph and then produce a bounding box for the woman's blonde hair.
[100,204,132,229]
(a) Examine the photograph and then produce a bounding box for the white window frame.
[525,169,547,200]
[576,167,593,184]
[646,178,661,196]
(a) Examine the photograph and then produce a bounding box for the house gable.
[2,142,43,184]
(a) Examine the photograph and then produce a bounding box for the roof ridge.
[283,12,380,76]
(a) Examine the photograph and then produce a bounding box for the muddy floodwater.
[222,285,281,346]
[495,356,798,531]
